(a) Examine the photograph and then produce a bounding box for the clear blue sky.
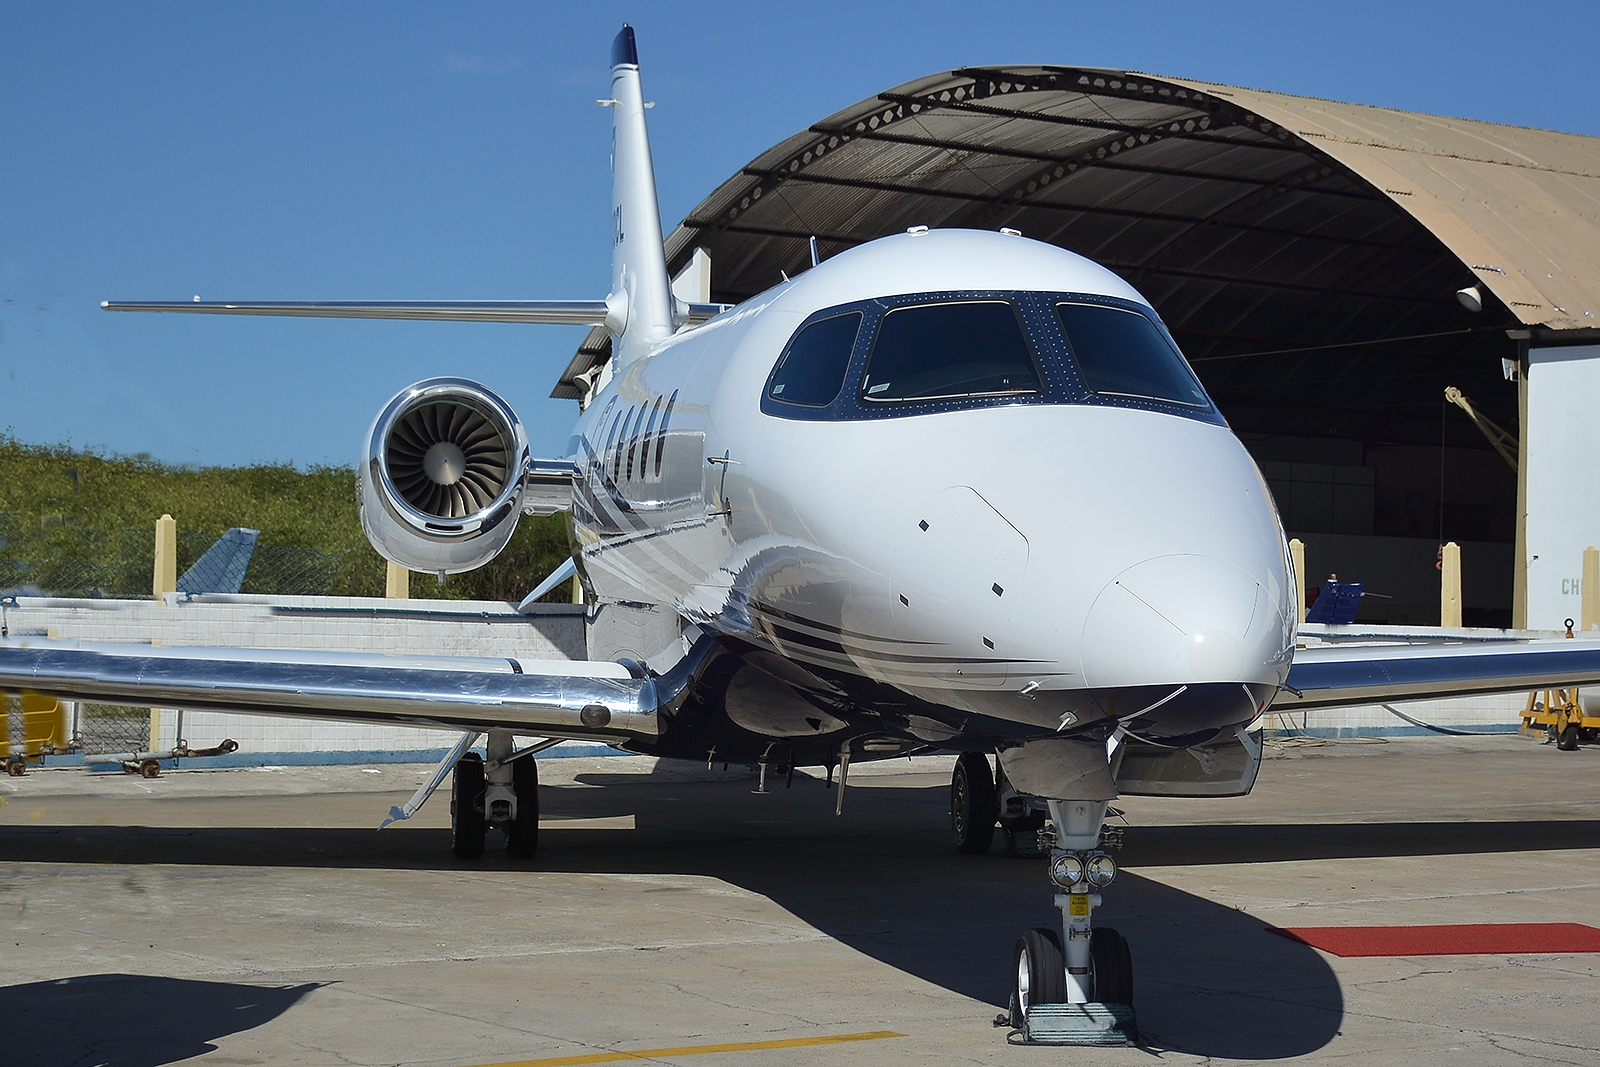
[4,1,1595,468]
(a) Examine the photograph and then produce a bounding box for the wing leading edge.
[1277,636,1600,712]
[0,639,657,741]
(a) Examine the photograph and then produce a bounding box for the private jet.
[7,25,1600,1041]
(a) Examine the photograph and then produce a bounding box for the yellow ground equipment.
[1520,689,1600,751]
[1,691,75,776]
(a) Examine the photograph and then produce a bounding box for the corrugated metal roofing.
[1177,78,1600,329]
[560,66,1600,446]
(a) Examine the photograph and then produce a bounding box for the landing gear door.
[1113,724,1263,798]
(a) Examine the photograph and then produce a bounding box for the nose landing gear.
[1006,799,1138,1046]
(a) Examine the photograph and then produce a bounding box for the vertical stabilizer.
[604,25,674,368]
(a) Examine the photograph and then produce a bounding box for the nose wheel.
[1005,799,1138,1046]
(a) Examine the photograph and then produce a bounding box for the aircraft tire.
[1011,926,1065,1027]
[451,752,487,859]
[1558,724,1581,751]
[1091,927,1134,1005]
[951,752,997,854]
[506,754,539,858]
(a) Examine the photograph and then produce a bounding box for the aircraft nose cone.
[1081,554,1282,689]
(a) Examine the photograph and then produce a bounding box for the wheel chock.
[1020,1002,1137,1046]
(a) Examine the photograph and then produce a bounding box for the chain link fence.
[76,704,151,756]
[2,518,351,760]
[3,695,151,758]
[0,515,350,598]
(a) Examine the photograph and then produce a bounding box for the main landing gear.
[451,730,540,860]
[949,756,1137,1046]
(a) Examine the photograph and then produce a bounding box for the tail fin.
[604,25,674,368]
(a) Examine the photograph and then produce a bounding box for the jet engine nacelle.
[360,377,531,575]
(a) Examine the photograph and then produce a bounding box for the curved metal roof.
[570,67,1600,446]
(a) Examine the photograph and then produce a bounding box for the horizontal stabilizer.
[101,299,729,326]
[103,299,612,325]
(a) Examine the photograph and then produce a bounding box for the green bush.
[0,436,573,603]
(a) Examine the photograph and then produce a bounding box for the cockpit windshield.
[760,290,1221,426]
[1055,302,1209,407]
[860,301,1042,403]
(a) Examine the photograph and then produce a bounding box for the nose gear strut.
[1007,798,1138,1046]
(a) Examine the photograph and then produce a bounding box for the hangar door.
[1524,344,1600,630]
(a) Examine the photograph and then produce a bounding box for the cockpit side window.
[1055,302,1210,407]
[861,301,1042,403]
[766,312,863,407]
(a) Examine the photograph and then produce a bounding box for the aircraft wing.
[100,299,730,325]
[0,638,657,740]
[1275,634,1600,711]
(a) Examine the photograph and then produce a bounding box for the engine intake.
[360,378,531,574]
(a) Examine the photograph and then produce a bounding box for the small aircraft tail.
[603,24,676,368]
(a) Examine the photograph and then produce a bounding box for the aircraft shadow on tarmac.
[1,972,318,1067]
[6,765,1598,1060]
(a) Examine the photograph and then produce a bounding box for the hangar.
[558,66,1600,629]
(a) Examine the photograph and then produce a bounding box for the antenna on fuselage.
[601,24,675,370]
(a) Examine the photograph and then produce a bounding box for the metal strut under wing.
[0,639,658,740]
[1275,636,1600,712]
[100,299,730,326]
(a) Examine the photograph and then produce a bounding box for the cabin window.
[654,390,676,478]
[636,396,663,481]
[1055,302,1209,407]
[861,301,1041,403]
[767,312,862,407]
[613,406,639,482]
[601,404,625,475]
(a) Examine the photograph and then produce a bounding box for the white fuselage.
[569,229,1295,744]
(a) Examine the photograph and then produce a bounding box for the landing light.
[1049,854,1085,889]
[1086,852,1117,888]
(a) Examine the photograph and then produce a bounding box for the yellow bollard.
[1584,547,1599,632]
[150,512,178,757]
[385,560,410,599]
[153,513,177,601]
[1441,541,1462,628]
[1288,538,1305,626]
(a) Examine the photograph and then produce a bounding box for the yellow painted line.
[468,1030,906,1067]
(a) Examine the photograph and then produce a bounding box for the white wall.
[1525,344,1600,630]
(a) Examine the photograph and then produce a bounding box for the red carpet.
[1269,923,1600,957]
